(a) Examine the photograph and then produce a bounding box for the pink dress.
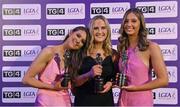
[35,56,71,107]
[118,47,153,106]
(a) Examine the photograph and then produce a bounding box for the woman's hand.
[89,64,103,77]
[100,82,112,93]
[121,85,137,91]
[52,80,71,91]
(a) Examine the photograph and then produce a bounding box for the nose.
[127,21,132,26]
[98,28,102,34]
[76,38,80,44]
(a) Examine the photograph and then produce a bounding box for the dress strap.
[54,53,61,73]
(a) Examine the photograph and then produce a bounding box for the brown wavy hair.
[117,8,149,53]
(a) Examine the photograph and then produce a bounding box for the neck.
[91,43,104,56]
[57,44,67,55]
[94,42,103,48]
[128,36,138,49]
[61,41,70,50]
[93,43,103,51]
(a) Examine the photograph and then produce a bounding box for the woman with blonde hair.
[73,15,116,106]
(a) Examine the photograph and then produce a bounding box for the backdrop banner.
[0,0,179,106]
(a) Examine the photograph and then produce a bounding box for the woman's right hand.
[52,81,71,91]
[89,64,103,77]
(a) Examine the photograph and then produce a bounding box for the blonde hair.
[88,15,112,56]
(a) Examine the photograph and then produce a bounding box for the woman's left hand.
[121,85,137,91]
[100,82,112,93]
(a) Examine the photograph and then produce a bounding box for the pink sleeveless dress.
[118,47,153,106]
[35,57,71,107]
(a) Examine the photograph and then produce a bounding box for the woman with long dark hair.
[22,26,90,106]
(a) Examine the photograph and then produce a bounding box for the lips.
[126,27,134,31]
[96,34,105,38]
[125,28,135,33]
[96,36,104,38]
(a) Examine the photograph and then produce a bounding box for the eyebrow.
[93,26,106,28]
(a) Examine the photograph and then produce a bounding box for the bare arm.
[73,71,92,86]
[74,64,102,87]
[22,47,56,90]
[122,42,168,91]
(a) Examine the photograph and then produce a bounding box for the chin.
[72,46,80,50]
[128,34,133,36]
[125,31,134,35]
[96,39,105,42]
[127,33,134,36]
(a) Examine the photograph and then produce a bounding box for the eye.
[101,26,106,30]
[76,33,81,38]
[93,27,98,30]
[124,20,128,23]
[76,33,85,44]
[132,19,137,23]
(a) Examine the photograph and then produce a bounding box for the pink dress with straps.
[35,57,71,107]
[118,47,153,106]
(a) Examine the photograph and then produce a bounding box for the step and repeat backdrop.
[0,0,179,106]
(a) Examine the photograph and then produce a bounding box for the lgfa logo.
[112,6,128,14]
[160,45,177,61]
[23,7,39,15]
[67,7,83,15]
[153,88,177,104]
[161,47,176,56]
[158,27,175,34]
[23,91,36,98]
[23,49,39,57]
[158,4,176,13]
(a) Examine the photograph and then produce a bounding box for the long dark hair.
[117,8,149,53]
[63,26,90,79]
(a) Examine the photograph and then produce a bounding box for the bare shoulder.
[148,41,162,57]
[149,41,161,52]
[38,46,55,61]
[41,46,54,55]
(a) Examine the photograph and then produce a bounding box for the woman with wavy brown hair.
[117,8,168,106]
